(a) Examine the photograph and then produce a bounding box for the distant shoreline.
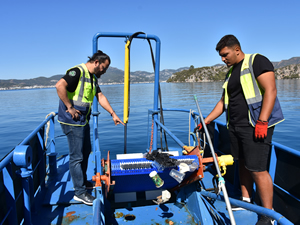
[0,81,159,91]
[0,85,57,91]
[1,78,298,91]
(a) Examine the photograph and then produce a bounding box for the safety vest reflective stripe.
[244,54,263,104]
[70,99,89,107]
[70,65,92,107]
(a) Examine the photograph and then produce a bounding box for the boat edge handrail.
[158,108,300,156]
[0,112,57,171]
[201,190,294,225]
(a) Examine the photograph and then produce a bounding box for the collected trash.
[149,171,164,188]
[169,169,185,183]
[152,160,165,172]
[153,190,171,205]
[147,150,199,185]
[146,150,178,168]
[188,161,198,172]
[178,163,190,173]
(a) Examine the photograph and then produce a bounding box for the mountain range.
[0,67,188,90]
[1,57,299,90]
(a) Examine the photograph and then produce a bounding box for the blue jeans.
[61,123,91,196]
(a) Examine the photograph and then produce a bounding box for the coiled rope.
[45,112,56,148]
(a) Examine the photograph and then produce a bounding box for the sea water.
[0,80,299,159]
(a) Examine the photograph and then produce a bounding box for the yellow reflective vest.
[222,54,284,127]
[58,63,97,126]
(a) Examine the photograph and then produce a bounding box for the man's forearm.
[259,89,276,121]
[56,79,72,108]
[205,97,225,123]
[97,93,114,114]
[256,71,277,122]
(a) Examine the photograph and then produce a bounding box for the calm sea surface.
[0,80,299,159]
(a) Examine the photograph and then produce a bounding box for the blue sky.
[0,0,299,80]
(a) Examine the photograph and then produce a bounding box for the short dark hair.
[216,35,241,52]
[88,50,111,64]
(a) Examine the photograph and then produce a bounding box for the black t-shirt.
[62,67,101,93]
[227,54,274,126]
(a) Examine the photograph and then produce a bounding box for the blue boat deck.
[200,168,259,225]
[42,154,96,206]
[32,153,263,225]
[33,153,200,225]
[110,203,198,225]
[31,154,95,224]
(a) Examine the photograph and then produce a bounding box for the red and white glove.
[255,120,268,139]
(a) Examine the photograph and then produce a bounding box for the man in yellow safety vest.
[56,50,124,206]
[195,35,284,225]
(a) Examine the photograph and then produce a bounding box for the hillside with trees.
[167,57,300,83]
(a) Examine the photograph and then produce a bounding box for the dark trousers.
[61,123,91,196]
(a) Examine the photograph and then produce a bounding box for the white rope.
[193,113,206,156]
[203,131,206,151]
[217,178,223,195]
[45,112,56,147]
[188,109,191,146]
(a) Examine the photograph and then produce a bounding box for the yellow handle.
[123,40,130,124]
[218,155,234,176]
[218,155,234,167]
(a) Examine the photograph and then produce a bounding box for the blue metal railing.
[201,191,293,225]
[0,113,57,225]
[148,108,198,151]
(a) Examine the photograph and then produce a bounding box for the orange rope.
[149,119,154,153]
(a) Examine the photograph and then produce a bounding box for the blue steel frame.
[0,113,57,225]
[92,32,161,154]
[91,32,161,225]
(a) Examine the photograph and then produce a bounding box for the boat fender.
[13,145,32,168]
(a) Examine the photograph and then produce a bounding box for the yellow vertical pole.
[123,40,131,154]
[123,40,130,124]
